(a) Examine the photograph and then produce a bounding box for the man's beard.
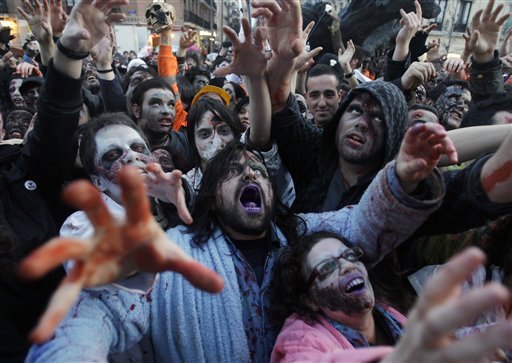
[216,202,273,237]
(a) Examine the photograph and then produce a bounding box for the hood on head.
[323,80,407,166]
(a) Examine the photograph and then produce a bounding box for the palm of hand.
[231,42,268,77]
[19,166,223,344]
[29,13,52,41]
[49,3,67,34]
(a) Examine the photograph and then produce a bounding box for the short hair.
[186,98,242,165]
[130,78,173,113]
[185,66,210,85]
[177,74,195,108]
[408,103,439,119]
[306,64,341,92]
[428,79,471,103]
[461,92,512,127]
[122,65,155,93]
[79,112,148,176]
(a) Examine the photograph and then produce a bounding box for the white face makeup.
[194,110,235,166]
[92,124,154,203]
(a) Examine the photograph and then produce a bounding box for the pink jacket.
[271,304,406,363]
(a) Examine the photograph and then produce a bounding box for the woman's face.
[9,78,25,108]
[194,110,235,167]
[237,103,250,131]
[305,238,374,324]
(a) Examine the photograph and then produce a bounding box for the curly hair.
[270,231,352,328]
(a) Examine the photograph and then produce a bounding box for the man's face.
[22,85,40,110]
[137,88,176,136]
[335,95,386,165]
[215,152,274,238]
[306,237,374,321]
[195,110,235,164]
[192,75,209,91]
[435,85,471,130]
[4,110,32,139]
[406,109,439,129]
[93,124,154,202]
[9,79,25,108]
[306,74,341,128]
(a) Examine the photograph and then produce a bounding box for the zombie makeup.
[435,85,471,130]
[215,152,274,238]
[9,78,25,108]
[307,238,374,321]
[152,148,175,172]
[406,109,439,129]
[138,88,176,136]
[195,110,235,167]
[4,110,32,139]
[93,125,154,201]
[237,104,250,131]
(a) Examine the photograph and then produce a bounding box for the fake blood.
[482,160,512,194]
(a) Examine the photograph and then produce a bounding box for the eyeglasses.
[307,246,364,288]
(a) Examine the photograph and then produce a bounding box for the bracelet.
[97,68,113,73]
[56,39,90,60]
[344,71,355,79]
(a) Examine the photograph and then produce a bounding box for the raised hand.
[213,17,270,78]
[294,21,323,73]
[49,0,68,36]
[400,61,437,90]
[396,0,422,47]
[338,39,355,70]
[500,27,512,58]
[18,166,224,344]
[464,0,511,63]
[59,0,128,54]
[382,248,512,363]
[90,26,114,69]
[144,163,193,225]
[251,0,303,60]
[16,62,43,78]
[17,0,53,44]
[180,28,197,49]
[443,57,467,80]
[396,122,457,192]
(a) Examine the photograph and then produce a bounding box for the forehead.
[443,85,470,97]
[6,111,32,122]
[350,93,381,109]
[408,109,439,123]
[196,110,222,129]
[10,79,22,87]
[307,74,338,92]
[143,88,175,102]
[307,238,347,268]
[131,70,151,81]
[95,124,146,152]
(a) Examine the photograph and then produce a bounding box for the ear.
[132,104,141,119]
[90,174,108,192]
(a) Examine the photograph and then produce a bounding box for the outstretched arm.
[480,130,512,203]
[18,166,223,344]
[382,248,512,363]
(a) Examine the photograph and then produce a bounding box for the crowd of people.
[0,0,511,362]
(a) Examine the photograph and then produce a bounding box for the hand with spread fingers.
[59,0,129,54]
[294,21,323,73]
[400,61,437,90]
[382,247,512,363]
[213,17,270,78]
[396,122,457,192]
[49,0,68,36]
[394,0,423,61]
[464,0,511,63]
[17,0,53,44]
[144,163,193,225]
[18,166,224,344]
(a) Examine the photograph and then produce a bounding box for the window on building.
[431,0,447,31]
[66,0,79,11]
[0,0,8,13]
[454,0,472,33]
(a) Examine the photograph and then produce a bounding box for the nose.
[338,259,357,276]
[123,149,139,165]
[243,165,258,180]
[355,114,369,132]
[160,104,172,115]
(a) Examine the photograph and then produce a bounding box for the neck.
[338,157,379,187]
[145,130,170,149]
[339,310,376,344]
[221,222,267,241]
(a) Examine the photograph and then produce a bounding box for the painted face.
[93,124,154,202]
[223,83,235,102]
[414,85,427,104]
[491,111,512,125]
[192,75,209,91]
[435,85,471,130]
[335,95,386,165]
[306,74,341,128]
[307,238,374,322]
[237,104,250,131]
[125,70,153,112]
[195,110,235,165]
[151,148,175,172]
[138,88,176,136]
[215,152,274,238]
[406,109,439,129]
[22,85,40,109]
[4,110,32,139]
[9,79,25,108]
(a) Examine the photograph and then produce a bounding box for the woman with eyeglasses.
[270,231,406,362]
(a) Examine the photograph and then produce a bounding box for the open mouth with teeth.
[239,185,262,213]
[159,118,172,127]
[347,133,364,146]
[344,277,365,293]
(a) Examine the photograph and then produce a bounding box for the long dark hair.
[187,141,305,246]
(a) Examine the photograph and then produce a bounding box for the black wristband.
[56,39,90,60]
[97,68,113,73]
[344,71,355,79]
